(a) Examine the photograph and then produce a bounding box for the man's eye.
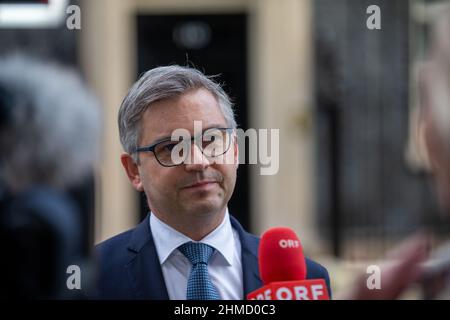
[156,142,179,154]
[163,143,177,151]
[204,132,224,143]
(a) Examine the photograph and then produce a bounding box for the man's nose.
[184,143,210,171]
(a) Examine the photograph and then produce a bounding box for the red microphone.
[247,227,330,300]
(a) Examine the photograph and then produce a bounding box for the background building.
[1,0,448,298]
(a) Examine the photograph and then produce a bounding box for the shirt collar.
[150,208,235,266]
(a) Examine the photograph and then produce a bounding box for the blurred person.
[0,55,101,299]
[95,65,331,300]
[342,6,450,300]
[419,7,450,216]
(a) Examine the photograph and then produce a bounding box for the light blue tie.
[178,242,221,300]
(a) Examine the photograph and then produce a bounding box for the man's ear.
[120,153,144,191]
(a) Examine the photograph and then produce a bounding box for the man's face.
[122,88,238,227]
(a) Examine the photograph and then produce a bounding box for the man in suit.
[96,65,331,299]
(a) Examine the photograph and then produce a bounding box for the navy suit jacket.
[95,214,332,299]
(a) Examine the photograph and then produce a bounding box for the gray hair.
[118,65,237,159]
[0,54,102,191]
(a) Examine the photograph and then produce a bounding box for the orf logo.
[279,239,300,248]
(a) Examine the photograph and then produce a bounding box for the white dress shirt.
[149,208,243,300]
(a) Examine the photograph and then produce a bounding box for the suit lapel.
[230,216,262,297]
[125,214,169,300]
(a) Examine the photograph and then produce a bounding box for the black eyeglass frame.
[133,127,234,167]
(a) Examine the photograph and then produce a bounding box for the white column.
[79,0,138,243]
[249,0,323,253]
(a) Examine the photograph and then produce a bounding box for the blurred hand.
[340,233,430,300]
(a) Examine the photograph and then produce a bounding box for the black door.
[314,0,444,257]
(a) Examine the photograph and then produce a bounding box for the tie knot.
[178,242,216,265]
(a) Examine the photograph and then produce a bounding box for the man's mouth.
[182,180,218,189]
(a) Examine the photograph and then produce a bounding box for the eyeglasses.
[134,127,234,167]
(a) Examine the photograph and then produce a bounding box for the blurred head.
[118,66,239,236]
[0,55,102,193]
[418,7,450,213]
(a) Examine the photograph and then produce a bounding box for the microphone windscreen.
[259,227,307,285]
